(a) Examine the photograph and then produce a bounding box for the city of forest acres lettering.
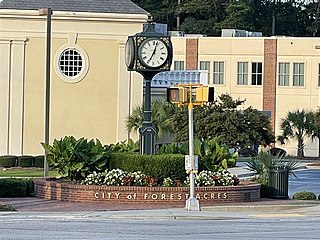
[94,192,228,200]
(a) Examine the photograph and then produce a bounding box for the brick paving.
[0,197,305,212]
[0,197,185,212]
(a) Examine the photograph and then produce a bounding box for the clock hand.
[147,42,159,63]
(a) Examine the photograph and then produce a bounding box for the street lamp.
[39,8,52,177]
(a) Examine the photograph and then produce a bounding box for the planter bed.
[34,178,260,204]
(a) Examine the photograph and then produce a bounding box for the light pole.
[39,8,52,177]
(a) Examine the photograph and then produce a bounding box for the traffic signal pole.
[185,99,200,211]
[167,84,214,211]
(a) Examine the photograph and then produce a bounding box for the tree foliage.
[126,98,178,139]
[132,0,320,36]
[172,94,274,149]
[277,109,314,157]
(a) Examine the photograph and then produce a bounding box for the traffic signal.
[195,86,214,102]
[167,87,188,103]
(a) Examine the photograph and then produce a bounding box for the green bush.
[0,178,34,197]
[34,155,44,168]
[293,191,317,200]
[0,155,17,168]
[109,153,186,183]
[17,156,34,167]
[157,137,238,171]
[41,136,110,181]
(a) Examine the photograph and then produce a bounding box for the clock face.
[125,38,135,69]
[138,38,168,68]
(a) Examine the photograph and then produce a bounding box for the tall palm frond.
[126,98,177,139]
[277,109,314,157]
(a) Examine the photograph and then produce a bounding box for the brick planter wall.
[34,178,260,204]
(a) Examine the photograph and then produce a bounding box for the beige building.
[0,0,147,155]
[1,0,320,157]
[171,36,320,156]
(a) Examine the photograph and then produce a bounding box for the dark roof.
[0,0,148,15]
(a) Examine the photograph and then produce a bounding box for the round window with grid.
[59,49,83,78]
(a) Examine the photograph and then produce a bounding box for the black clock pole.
[125,19,172,155]
[139,74,156,155]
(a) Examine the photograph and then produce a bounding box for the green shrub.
[157,137,238,171]
[109,153,186,183]
[109,139,139,153]
[17,156,34,167]
[247,151,299,182]
[0,178,34,197]
[0,155,17,168]
[293,191,317,200]
[41,136,110,181]
[25,178,34,196]
[251,176,269,198]
[34,155,44,168]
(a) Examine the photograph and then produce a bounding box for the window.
[293,63,304,86]
[55,45,89,83]
[278,63,290,86]
[251,62,262,85]
[174,61,184,70]
[200,61,210,82]
[237,62,248,85]
[213,61,224,84]
[59,49,83,78]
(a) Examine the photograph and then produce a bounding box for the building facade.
[171,36,320,156]
[1,0,320,157]
[0,0,147,155]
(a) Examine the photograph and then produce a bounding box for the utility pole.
[39,8,52,177]
[314,0,320,36]
[177,0,181,30]
[272,0,276,35]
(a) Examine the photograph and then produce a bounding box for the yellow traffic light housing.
[167,87,188,103]
[195,86,214,102]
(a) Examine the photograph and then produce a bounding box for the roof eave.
[0,9,148,22]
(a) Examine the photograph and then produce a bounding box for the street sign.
[185,155,198,172]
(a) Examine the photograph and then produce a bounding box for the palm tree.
[126,98,177,139]
[277,109,314,157]
[312,109,320,157]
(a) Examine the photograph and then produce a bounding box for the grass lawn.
[0,168,59,178]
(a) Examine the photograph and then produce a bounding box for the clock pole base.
[139,123,156,155]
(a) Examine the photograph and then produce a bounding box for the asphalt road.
[1,216,320,240]
[289,169,320,198]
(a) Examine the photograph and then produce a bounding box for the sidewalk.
[1,197,320,221]
[1,162,319,220]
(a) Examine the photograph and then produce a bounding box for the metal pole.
[44,8,52,177]
[177,0,181,30]
[139,78,156,155]
[144,78,152,123]
[185,100,200,211]
[272,0,276,35]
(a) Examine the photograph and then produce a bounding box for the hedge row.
[109,153,187,182]
[0,155,44,168]
[0,178,34,197]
